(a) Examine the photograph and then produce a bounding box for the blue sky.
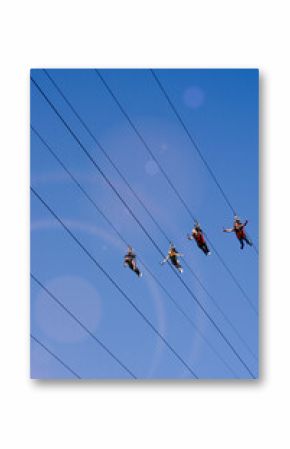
[30,69,258,379]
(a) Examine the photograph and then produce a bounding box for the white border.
[0,1,288,447]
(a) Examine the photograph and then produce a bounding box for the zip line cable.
[32,125,242,376]
[94,70,257,313]
[31,187,199,378]
[94,70,194,219]
[44,70,256,318]
[42,71,257,358]
[30,334,82,379]
[43,69,169,244]
[31,273,137,378]
[151,69,236,215]
[180,260,257,361]
[31,77,256,377]
[30,78,255,377]
[31,114,257,360]
[150,69,259,255]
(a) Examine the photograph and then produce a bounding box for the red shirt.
[234,224,245,239]
[194,231,205,244]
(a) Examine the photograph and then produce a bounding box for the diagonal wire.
[30,78,256,377]
[44,69,256,317]
[32,104,257,363]
[31,273,137,378]
[30,334,82,379]
[151,69,236,214]
[42,70,258,349]
[94,69,258,313]
[31,186,199,378]
[43,69,170,244]
[95,69,195,219]
[150,69,259,255]
[182,259,257,361]
[32,124,243,376]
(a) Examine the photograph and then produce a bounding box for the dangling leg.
[239,238,244,250]
[132,260,142,277]
[171,256,183,273]
[198,243,206,254]
[204,243,211,255]
[176,260,183,273]
[177,262,183,273]
[171,256,177,268]
[134,266,142,277]
[126,260,136,274]
[244,235,253,246]
[201,242,210,255]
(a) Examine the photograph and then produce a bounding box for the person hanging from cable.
[123,246,142,277]
[187,223,211,256]
[161,243,184,273]
[223,216,253,250]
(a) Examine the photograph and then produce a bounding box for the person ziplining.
[187,223,211,256]
[124,246,142,277]
[161,243,184,273]
[223,216,253,250]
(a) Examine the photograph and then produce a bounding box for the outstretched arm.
[223,227,234,233]
[161,255,170,265]
[243,220,248,227]
[187,233,194,240]
[175,252,184,257]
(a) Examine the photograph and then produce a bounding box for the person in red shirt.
[187,223,211,256]
[223,216,253,250]
[124,246,142,277]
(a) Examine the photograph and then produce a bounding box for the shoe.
[207,252,211,256]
